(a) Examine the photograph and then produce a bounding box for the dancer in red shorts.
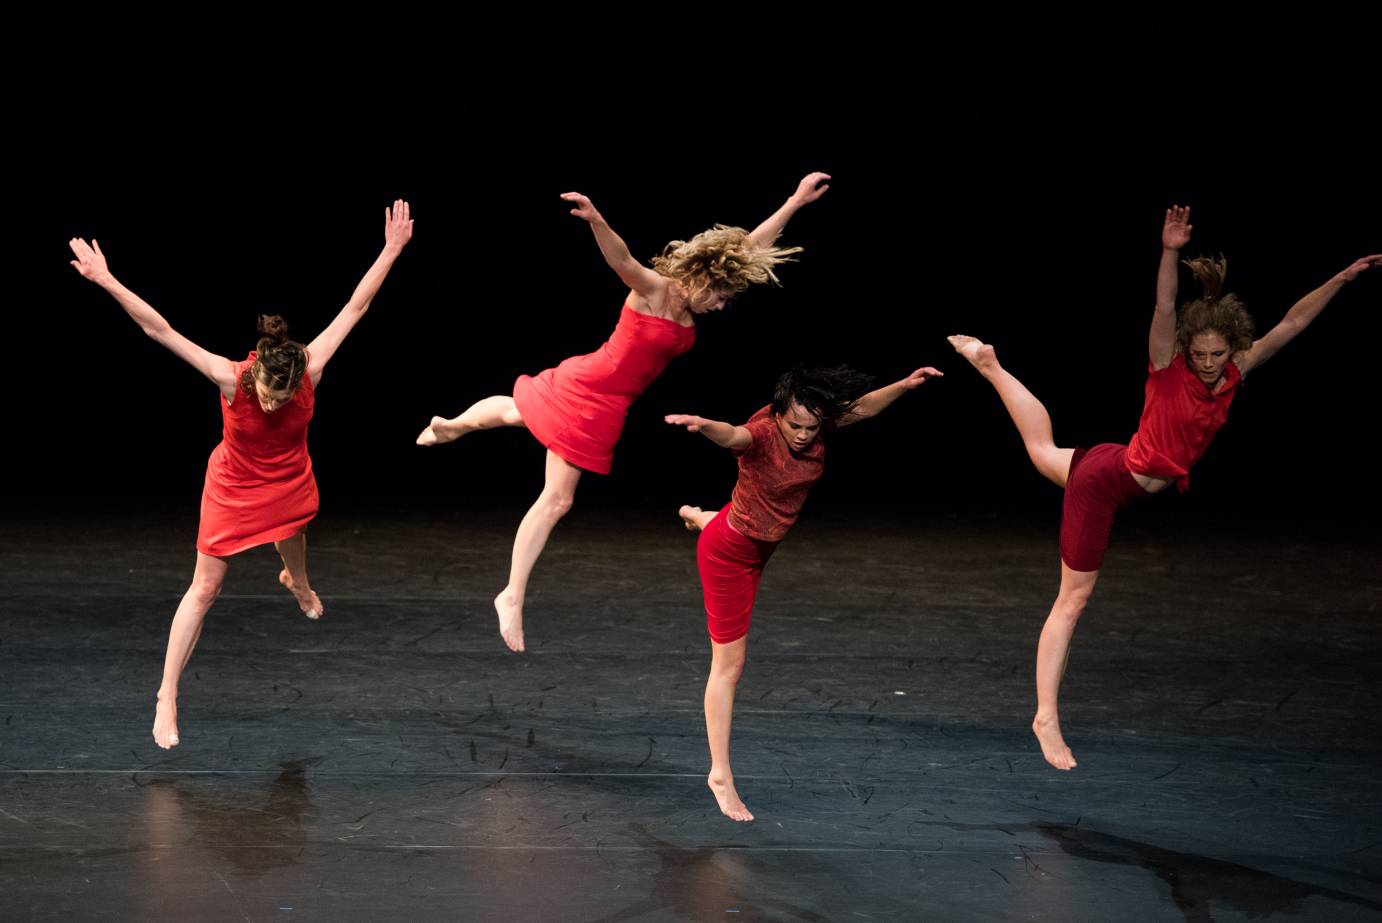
[668,362,943,821]
[417,174,831,653]
[949,205,1381,771]
[68,200,414,750]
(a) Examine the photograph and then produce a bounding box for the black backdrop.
[16,29,1379,533]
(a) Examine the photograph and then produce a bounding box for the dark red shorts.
[696,504,780,644]
[1059,443,1151,572]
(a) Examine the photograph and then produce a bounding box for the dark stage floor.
[2,508,1380,921]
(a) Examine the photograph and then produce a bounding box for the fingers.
[561,192,593,217]
[798,172,832,200]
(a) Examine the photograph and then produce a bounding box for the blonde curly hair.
[651,225,802,302]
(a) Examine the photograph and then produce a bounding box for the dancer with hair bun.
[68,199,414,749]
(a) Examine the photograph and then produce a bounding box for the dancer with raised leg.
[949,205,1379,769]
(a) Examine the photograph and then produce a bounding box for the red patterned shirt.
[727,406,825,541]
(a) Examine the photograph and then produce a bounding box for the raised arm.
[837,366,943,427]
[69,237,237,398]
[664,414,753,451]
[1150,205,1192,369]
[1235,253,1382,377]
[561,192,665,296]
[305,199,414,386]
[748,172,831,249]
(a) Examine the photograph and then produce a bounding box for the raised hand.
[1162,205,1192,251]
[1335,254,1382,283]
[384,199,413,251]
[560,192,603,224]
[68,237,112,283]
[791,172,831,207]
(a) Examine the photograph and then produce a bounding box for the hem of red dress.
[528,435,612,475]
[196,515,317,558]
[513,375,613,475]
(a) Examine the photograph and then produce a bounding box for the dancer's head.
[770,365,875,450]
[652,225,802,314]
[1177,256,1254,388]
[240,314,307,413]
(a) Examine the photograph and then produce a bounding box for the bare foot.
[416,415,463,446]
[947,334,998,373]
[279,569,323,620]
[153,697,180,749]
[1033,712,1078,770]
[495,588,525,653]
[708,774,754,822]
[679,505,705,532]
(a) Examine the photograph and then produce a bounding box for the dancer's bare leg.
[948,335,1075,486]
[153,552,229,749]
[495,450,583,653]
[679,505,719,532]
[1033,563,1099,770]
[417,395,524,446]
[275,530,322,619]
[705,636,753,821]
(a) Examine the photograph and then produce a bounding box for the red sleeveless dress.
[513,304,695,474]
[196,353,318,556]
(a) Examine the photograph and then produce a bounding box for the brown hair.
[239,314,307,394]
[1177,256,1255,356]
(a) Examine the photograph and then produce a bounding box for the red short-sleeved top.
[726,406,825,542]
[1125,353,1241,491]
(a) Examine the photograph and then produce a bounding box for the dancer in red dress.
[668,363,943,821]
[68,200,414,749]
[417,174,831,653]
[948,205,1381,771]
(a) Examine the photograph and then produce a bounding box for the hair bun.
[256,314,290,345]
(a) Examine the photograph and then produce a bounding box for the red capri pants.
[1059,443,1152,572]
[696,504,780,644]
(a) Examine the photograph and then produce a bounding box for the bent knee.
[544,492,575,520]
[187,580,223,607]
[1055,592,1091,621]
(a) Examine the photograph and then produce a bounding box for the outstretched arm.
[664,414,753,451]
[69,237,237,397]
[837,366,943,427]
[305,199,414,386]
[1150,205,1191,369]
[562,192,666,297]
[748,172,831,249]
[1236,253,1382,376]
